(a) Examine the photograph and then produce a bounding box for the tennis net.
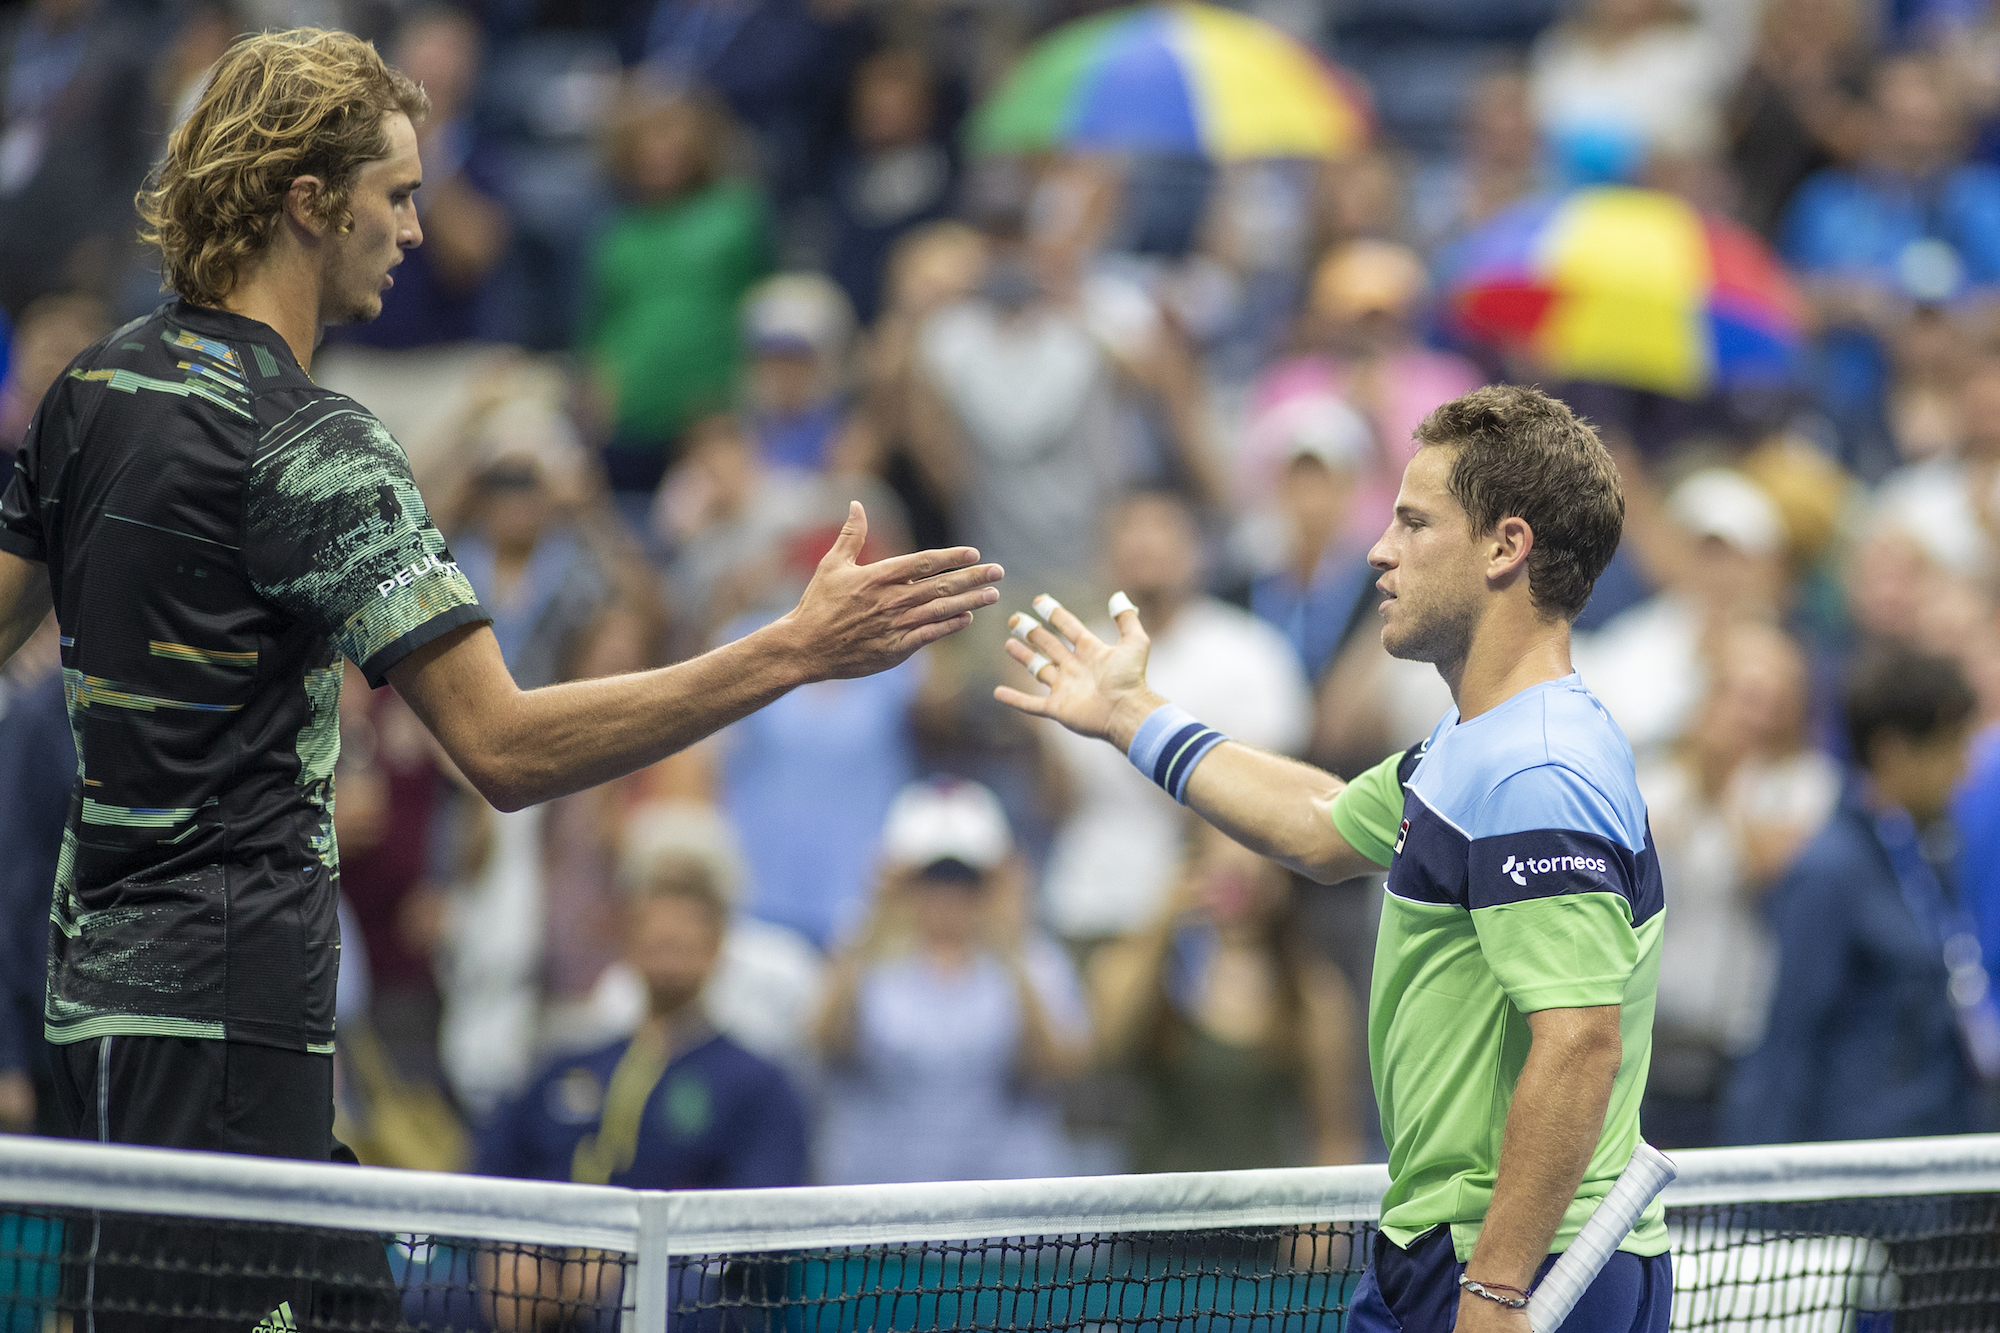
[5,1133,2000,1330]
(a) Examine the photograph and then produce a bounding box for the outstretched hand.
[784,502,1004,681]
[995,593,1163,749]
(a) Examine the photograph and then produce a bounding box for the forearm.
[1183,745,1356,882]
[1091,926,1177,1060]
[409,618,814,811]
[1464,1009,1621,1290]
[1008,961,1083,1082]
[813,950,870,1061]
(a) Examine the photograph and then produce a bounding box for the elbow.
[458,751,537,813]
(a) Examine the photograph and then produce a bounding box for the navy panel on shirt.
[1467,826,1665,926]
[1386,792,1470,908]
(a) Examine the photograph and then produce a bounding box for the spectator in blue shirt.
[1722,647,1985,1144]
[1781,54,2000,479]
[0,620,69,1136]
[1958,723,2000,981]
[476,817,809,1189]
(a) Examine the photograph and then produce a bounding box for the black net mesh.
[9,1196,2000,1332]
[0,1207,633,1332]
[668,1224,1372,1333]
[1667,1195,2000,1331]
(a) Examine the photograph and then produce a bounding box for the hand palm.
[993,595,1157,745]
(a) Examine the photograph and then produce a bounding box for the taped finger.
[1025,652,1054,682]
[1008,613,1041,643]
[1109,591,1136,618]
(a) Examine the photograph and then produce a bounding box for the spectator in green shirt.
[583,87,773,525]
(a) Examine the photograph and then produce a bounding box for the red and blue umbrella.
[1444,187,1804,397]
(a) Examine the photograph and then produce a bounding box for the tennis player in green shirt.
[999,385,1670,1332]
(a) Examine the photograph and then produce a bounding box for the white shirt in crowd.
[1639,748,1840,1055]
[815,936,1090,1184]
[1571,595,1707,756]
[1042,597,1312,939]
[918,300,1126,583]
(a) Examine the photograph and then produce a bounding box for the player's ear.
[1487,515,1534,583]
[284,175,333,238]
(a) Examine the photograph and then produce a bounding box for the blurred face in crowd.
[1369,447,1488,667]
[908,861,988,950]
[1692,622,1810,764]
[472,456,551,555]
[1868,719,1974,826]
[394,11,482,125]
[752,345,824,416]
[1847,524,1934,643]
[1684,533,1784,618]
[322,112,423,325]
[1872,58,1961,170]
[1466,72,1536,173]
[853,54,932,150]
[1188,824,1288,929]
[1279,454,1356,562]
[626,103,711,203]
[1107,494,1203,611]
[627,867,726,1017]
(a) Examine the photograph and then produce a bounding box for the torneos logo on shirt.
[1500,852,1609,886]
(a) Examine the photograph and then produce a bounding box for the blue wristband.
[1126,703,1228,805]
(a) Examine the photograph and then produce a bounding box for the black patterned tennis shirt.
[0,301,489,1053]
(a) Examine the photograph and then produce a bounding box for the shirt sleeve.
[1328,750,1408,869]
[242,398,488,686]
[1467,764,1652,1014]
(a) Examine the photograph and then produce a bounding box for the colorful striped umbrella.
[971,2,1368,161]
[1445,188,1805,398]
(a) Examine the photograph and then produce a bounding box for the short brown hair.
[1415,385,1624,620]
[138,29,428,308]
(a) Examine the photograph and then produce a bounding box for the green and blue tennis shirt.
[1328,673,1668,1261]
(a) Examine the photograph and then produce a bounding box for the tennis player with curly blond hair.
[0,26,1000,1327]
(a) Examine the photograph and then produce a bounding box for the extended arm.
[993,596,1375,884]
[393,504,1001,811]
[0,552,52,672]
[1456,1004,1623,1332]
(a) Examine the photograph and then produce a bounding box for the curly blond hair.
[138,29,428,308]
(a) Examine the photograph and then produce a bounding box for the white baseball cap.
[1667,469,1785,558]
[881,778,1012,872]
[1248,392,1372,474]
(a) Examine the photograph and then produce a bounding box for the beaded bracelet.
[1457,1275,1530,1310]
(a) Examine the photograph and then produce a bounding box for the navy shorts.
[1348,1226,1673,1332]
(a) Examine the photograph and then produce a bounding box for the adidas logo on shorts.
[254,1301,298,1331]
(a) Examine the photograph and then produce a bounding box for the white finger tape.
[1109,591,1136,618]
[1025,653,1053,680]
[1009,614,1041,643]
[1031,595,1063,622]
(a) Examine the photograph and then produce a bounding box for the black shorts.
[49,1036,399,1332]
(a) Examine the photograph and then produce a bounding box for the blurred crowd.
[5,0,2000,1191]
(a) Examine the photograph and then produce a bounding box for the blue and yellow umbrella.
[971,2,1369,161]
